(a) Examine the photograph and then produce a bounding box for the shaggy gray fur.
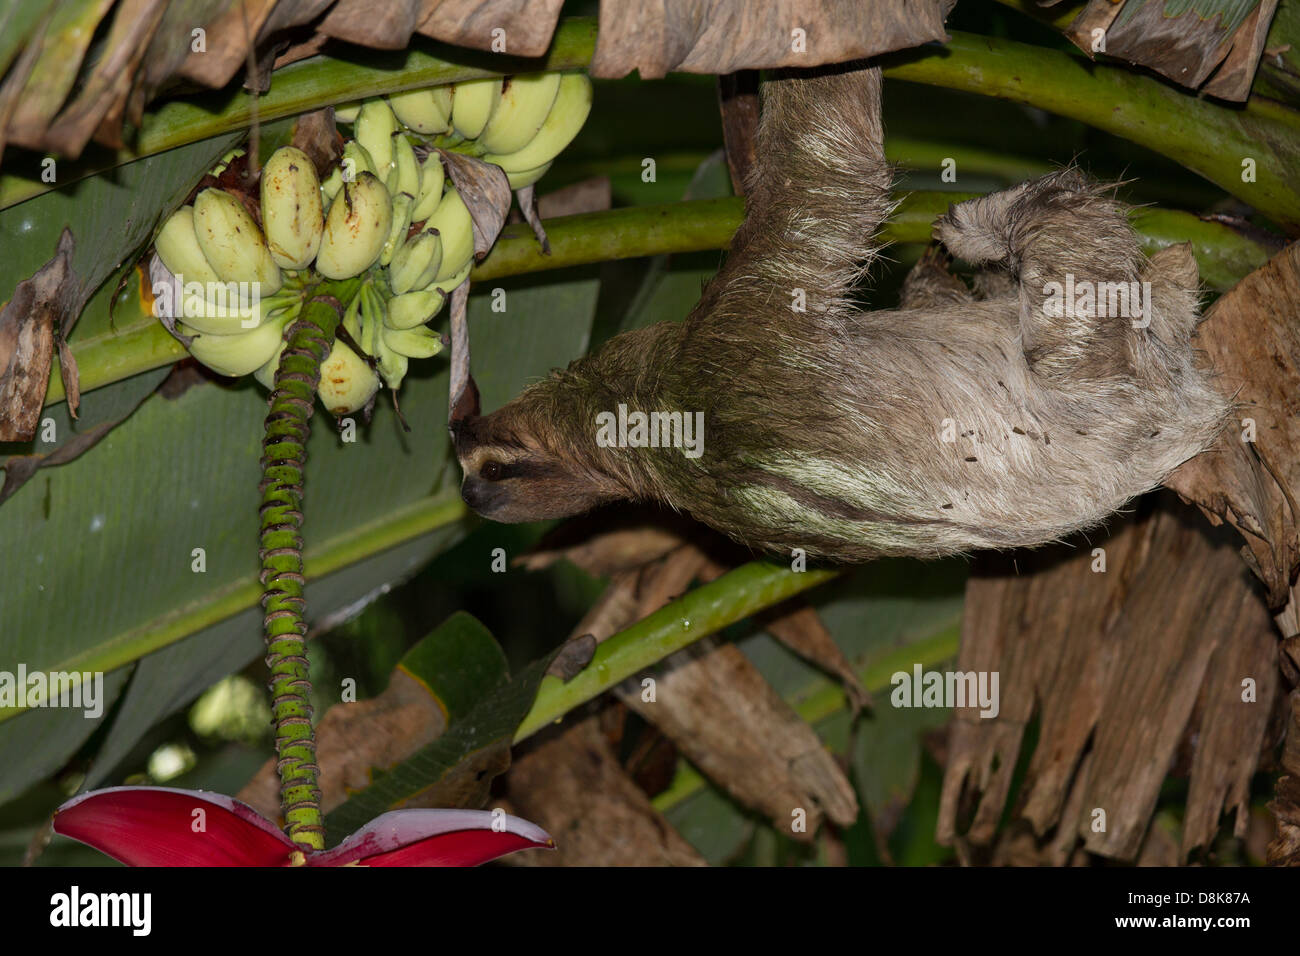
[454,64,1228,562]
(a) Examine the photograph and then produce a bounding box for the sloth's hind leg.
[935,169,1146,381]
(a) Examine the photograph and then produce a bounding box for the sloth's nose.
[460,477,499,514]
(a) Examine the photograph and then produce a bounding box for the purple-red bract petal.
[53,786,296,866]
[311,809,554,867]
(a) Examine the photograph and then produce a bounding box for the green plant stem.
[880,31,1300,224]
[514,562,840,742]
[40,193,1275,409]
[258,286,350,850]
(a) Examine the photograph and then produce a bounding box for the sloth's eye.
[481,460,506,482]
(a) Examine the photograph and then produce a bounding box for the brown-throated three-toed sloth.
[452,64,1227,562]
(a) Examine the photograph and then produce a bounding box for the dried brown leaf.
[0,230,79,441]
[516,520,686,576]
[1066,0,1280,102]
[320,0,423,49]
[176,0,279,89]
[1166,241,1300,617]
[505,715,706,866]
[536,176,612,219]
[759,601,870,713]
[514,184,550,254]
[618,636,859,836]
[290,107,343,179]
[439,150,512,262]
[417,0,565,57]
[40,0,168,159]
[5,0,116,151]
[590,0,955,79]
[939,496,1280,864]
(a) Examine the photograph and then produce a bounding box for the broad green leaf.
[325,620,573,844]
[395,611,508,722]
[0,670,129,805]
[0,130,242,310]
[0,274,599,801]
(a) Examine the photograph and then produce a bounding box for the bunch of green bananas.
[152,70,592,415]
[335,70,593,189]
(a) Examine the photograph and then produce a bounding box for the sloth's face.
[454,412,620,523]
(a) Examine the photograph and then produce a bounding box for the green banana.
[482,73,592,173]
[388,87,452,135]
[176,282,293,335]
[192,188,283,299]
[355,99,399,176]
[451,77,502,140]
[505,163,552,189]
[260,146,324,270]
[387,131,421,199]
[341,140,377,182]
[431,86,453,128]
[334,101,362,124]
[320,166,343,204]
[478,72,562,154]
[155,205,222,287]
[383,324,445,359]
[388,228,443,295]
[410,153,446,222]
[425,257,472,295]
[315,172,393,280]
[379,192,415,268]
[423,185,475,282]
[181,312,292,378]
[385,289,446,330]
[316,339,381,414]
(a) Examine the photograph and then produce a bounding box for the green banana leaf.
[0,274,600,802]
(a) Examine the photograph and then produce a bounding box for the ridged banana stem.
[258,278,360,850]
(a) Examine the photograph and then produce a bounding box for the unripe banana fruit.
[341,141,377,182]
[385,289,446,330]
[479,72,562,154]
[388,229,443,295]
[155,205,222,287]
[410,153,446,222]
[192,188,283,298]
[483,73,592,173]
[180,313,292,378]
[388,131,421,199]
[388,87,452,135]
[383,324,444,359]
[379,192,415,268]
[317,340,381,414]
[423,185,475,282]
[355,99,399,176]
[505,163,552,190]
[260,147,324,269]
[315,172,393,280]
[451,77,502,140]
